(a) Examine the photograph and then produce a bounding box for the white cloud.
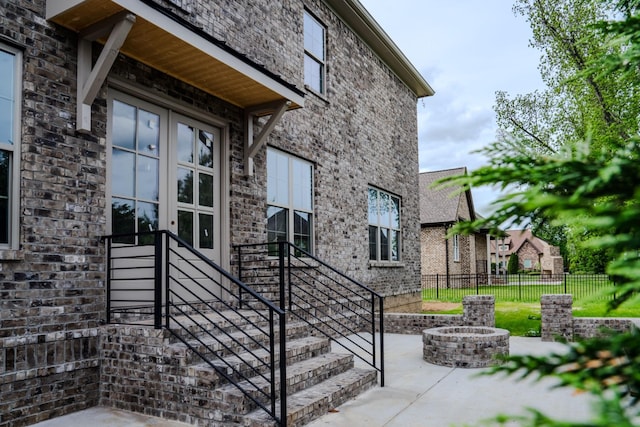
[359,0,546,214]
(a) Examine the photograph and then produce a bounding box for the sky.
[359,0,546,215]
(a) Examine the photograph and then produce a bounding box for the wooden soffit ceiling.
[46,0,304,111]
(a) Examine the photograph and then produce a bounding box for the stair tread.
[218,352,354,396]
[189,335,329,372]
[243,367,378,425]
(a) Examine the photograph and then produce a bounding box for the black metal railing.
[236,242,385,386]
[422,273,616,302]
[105,230,287,426]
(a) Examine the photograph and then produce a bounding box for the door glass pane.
[177,167,193,203]
[304,55,322,93]
[137,156,159,201]
[267,150,289,205]
[178,210,193,246]
[379,192,390,227]
[137,109,160,156]
[267,206,288,242]
[380,228,389,261]
[292,159,312,210]
[137,201,158,246]
[304,13,324,60]
[369,225,377,261]
[112,100,136,150]
[111,148,135,197]
[198,130,213,168]
[199,173,213,207]
[0,99,12,145]
[112,198,135,243]
[199,213,213,249]
[390,229,399,261]
[368,188,378,224]
[137,201,158,233]
[177,122,194,163]
[0,151,8,244]
[267,206,288,256]
[294,211,311,253]
[391,196,400,229]
[0,50,14,100]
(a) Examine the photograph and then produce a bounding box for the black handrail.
[104,230,287,426]
[235,241,385,386]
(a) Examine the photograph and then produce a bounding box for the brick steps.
[242,368,377,427]
[168,310,378,426]
[217,352,355,413]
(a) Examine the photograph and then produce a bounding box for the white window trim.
[368,187,402,263]
[266,148,315,253]
[0,43,22,252]
[303,10,326,95]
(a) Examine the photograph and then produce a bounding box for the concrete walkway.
[33,335,595,427]
[308,335,594,427]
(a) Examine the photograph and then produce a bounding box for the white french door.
[107,91,222,304]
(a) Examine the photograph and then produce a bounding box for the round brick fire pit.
[422,326,510,368]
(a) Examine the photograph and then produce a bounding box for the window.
[110,99,161,245]
[304,11,325,94]
[453,234,460,262]
[368,187,401,262]
[267,149,313,254]
[523,259,532,269]
[0,45,21,249]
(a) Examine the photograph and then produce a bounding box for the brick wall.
[420,227,447,275]
[383,295,495,334]
[540,295,636,341]
[1,0,425,423]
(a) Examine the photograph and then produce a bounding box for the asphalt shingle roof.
[419,167,470,225]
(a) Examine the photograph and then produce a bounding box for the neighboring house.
[1,0,433,425]
[491,229,564,274]
[418,168,490,276]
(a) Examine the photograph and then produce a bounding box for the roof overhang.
[46,0,305,111]
[325,0,434,98]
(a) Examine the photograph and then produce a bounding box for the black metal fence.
[422,273,616,302]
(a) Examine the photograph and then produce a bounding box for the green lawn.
[422,297,640,337]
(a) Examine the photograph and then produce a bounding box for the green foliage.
[507,253,520,274]
[437,0,640,425]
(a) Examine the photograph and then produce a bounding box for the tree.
[494,0,640,272]
[507,253,520,274]
[438,1,640,424]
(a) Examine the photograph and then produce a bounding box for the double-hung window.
[452,234,460,262]
[304,11,325,94]
[0,45,21,250]
[368,187,401,262]
[267,148,314,254]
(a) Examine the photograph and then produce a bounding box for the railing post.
[436,274,439,299]
[564,272,568,294]
[164,231,170,329]
[154,230,163,329]
[278,310,287,426]
[105,237,112,324]
[287,243,292,312]
[278,241,286,311]
[379,296,385,387]
[237,245,244,309]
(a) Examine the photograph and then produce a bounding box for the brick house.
[0,0,433,425]
[492,229,564,274]
[418,168,490,276]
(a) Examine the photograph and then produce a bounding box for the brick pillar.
[462,295,495,327]
[541,294,573,342]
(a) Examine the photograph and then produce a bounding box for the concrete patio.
[33,334,595,427]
